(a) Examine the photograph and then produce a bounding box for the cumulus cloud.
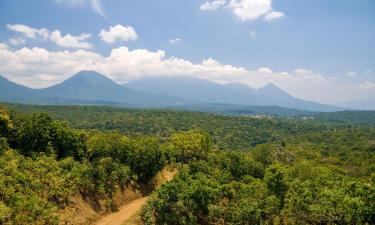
[0,43,8,50]
[9,37,26,45]
[257,67,273,74]
[0,46,246,87]
[0,44,334,101]
[200,0,227,11]
[6,24,93,49]
[169,38,182,44]
[293,68,324,80]
[6,24,49,39]
[50,30,92,49]
[200,0,284,22]
[228,0,273,21]
[99,25,138,44]
[1,44,373,103]
[264,11,284,21]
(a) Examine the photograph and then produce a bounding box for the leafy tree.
[128,137,165,183]
[171,130,212,163]
[0,106,12,137]
[86,132,131,162]
[10,113,86,159]
[264,164,288,207]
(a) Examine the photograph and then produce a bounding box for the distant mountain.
[125,76,340,112]
[0,71,188,107]
[0,75,39,103]
[0,71,341,112]
[125,76,256,104]
[38,71,156,105]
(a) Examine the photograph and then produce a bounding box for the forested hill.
[4,104,375,150]
[4,104,328,150]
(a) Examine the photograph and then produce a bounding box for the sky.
[0,0,374,105]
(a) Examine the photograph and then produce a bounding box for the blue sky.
[0,0,374,104]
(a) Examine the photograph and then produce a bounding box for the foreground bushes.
[142,142,375,225]
[0,105,213,224]
[0,106,169,224]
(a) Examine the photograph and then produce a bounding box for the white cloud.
[53,0,106,18]
[228,0,284,21]
[257,67,273,74]
[0,46,246,87]
[0,43,8,50]
[50,30,92,49]
[99,25,138,44]
[201,0,284,22]
[9,37,26,45]
[360,81,375,89]
[6,24,49,39]
[228,0,272,21]
[169,38,182,44]
[294,68,312,75]
[264,11,284,21]
[200,0,227,11]
[0,45,373,103]
[364,70,372,74]
[293,68,324,80]
[6,24,93,49]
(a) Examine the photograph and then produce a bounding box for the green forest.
[0,104,374,225]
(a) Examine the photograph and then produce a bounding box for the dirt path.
[94,196,148,225]
[93,169,177,225]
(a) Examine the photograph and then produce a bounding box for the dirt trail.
[93,169,177,225]
[94,196,148,225]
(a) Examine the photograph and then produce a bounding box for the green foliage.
[0,105,167,224]
[264,164,288,207]
[0,150,66,224]
[0,106,12,137]
[4,104,335,150]
[171,130,211,163]
[1,104,374,224]
[128,137,165,183]
[9,112,86,159]
[143,129,375,225]
[86,133,165,183]
[86,132,131,161]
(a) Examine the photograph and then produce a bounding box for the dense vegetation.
[4,104,336,150]
[142,128,375,225]
[0,104,374,224]
[314,110,375,125]
[0,105,168,224]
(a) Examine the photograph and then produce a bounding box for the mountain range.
[125,76,339,111]
[0,70,341,113]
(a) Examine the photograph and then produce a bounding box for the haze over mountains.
[1,70,341,112]
[125,76,338,111]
